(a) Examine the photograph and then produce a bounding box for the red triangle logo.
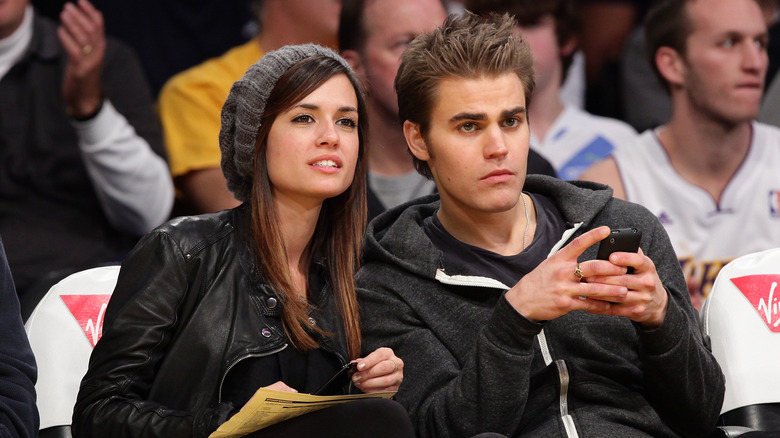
[730,275,780,333]
[60,294,112,347]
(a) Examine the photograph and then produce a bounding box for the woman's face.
[265,73,360,208]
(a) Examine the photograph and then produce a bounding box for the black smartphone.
[597,227,642,273]
[314,362,358,396]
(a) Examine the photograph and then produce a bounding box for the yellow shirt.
[158,40,264,178]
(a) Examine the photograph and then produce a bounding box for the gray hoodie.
[357,175,724,438]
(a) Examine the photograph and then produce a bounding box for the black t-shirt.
[423,193,567,288]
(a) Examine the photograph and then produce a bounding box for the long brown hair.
[250,55,368,359]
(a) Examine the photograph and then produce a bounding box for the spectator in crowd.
[339,0,555,219]
[466,0,637,181]
[581,0,780,309]
[0,236,38,438]
[158,0,341,214]
[0,0,173,298]
[622,0,780,132]
[357,12,724,437]
[338,0,446,219]
[73,44,412,438]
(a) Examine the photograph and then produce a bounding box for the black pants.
[247,398,415,438]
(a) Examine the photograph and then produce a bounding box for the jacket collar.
[362,176,614,281]
[22,11,62,63]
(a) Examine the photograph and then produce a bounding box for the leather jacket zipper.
[218,343,289,403]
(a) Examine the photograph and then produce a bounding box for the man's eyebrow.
[502,106,527,118]
[449,107,527,123]
[449,112,487,123]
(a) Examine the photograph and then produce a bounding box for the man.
[0,0,173,297]
[581,0,780,308]
[338,0,445,219]
[356,12,724,438]
[466,0,637,181]
[338,0,556,219]
[158,0,342,214]
[0,236,37,438]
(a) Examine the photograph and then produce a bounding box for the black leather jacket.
[72,205,349,438]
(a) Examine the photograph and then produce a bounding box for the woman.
[72,44,412,437]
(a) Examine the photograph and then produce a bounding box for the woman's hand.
[262,381,298,392]
[351,347,403,393]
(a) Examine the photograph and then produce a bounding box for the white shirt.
[531,104,637,180]
[613,122,780,297]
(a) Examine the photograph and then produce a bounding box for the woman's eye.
[292,114,314,123]
[337,118,357,128]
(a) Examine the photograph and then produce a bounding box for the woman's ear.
[403,121,431,161]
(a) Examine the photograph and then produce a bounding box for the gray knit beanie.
[219,43,354,203]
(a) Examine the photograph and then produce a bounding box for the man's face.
[678,0,768,124]
[358,0,447,121]
[281,0,342,47]
[406,74,530,216]
[0,0,28,39]
[517,14,561,95]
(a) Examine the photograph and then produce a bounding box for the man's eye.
[504,117,520,127]
[460,123,476,132]
[720,38,734,48]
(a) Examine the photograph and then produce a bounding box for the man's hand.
[587,247,669,328]
[58,0,105,119]
[506,226,668,328]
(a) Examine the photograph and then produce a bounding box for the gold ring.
[574,264,584,281]
[82,44,93,55]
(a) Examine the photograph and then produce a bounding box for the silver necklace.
[521,192,530,250]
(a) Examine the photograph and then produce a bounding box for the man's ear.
[403,121,431,161]
[341,50,364,76]
[655,46,685,88]
[559,35,578,59]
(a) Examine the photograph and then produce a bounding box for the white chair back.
[24,266,120,429]
[700,248,780,414]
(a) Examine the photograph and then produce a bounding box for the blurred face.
[276,0,342,47]
[679,0,768,123]
[266,74,360,208]
[359,0,447,120]
[406,74,530,217]
[0,0,28,39]
[517,15,561,95]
